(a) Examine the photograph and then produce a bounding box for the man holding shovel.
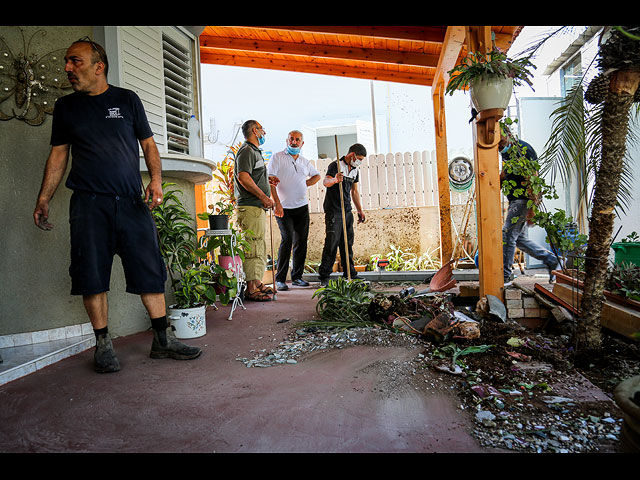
[318,143,367,286]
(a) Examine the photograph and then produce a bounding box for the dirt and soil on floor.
[238,279,640,453]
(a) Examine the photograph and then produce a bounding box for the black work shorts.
[68,191,167,296]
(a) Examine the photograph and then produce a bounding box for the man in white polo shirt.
[268,130,321,291]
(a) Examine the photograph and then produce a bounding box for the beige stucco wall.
[0,26,197,337]
[265,202,477,270]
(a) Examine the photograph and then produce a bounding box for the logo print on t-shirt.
[106,107,123,119]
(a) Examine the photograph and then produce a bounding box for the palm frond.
[540,83,588,187]
[539,63,638,223]
[512,26,569,60]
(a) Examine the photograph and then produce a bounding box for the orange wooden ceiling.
[199,26,522,87]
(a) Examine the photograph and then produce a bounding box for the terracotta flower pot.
[218,255,242,275]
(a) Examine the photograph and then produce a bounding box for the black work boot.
[94,332,121,373]
[150,324,202,360]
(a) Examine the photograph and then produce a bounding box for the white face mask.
[348,154,362,168]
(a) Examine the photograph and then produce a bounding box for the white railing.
[307,150,473,214]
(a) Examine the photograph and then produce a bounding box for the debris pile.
[235,278,640,452]
[367,292,479,341]
[236,325,421,368]
[448,327,625,452]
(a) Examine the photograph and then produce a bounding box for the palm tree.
[577,26,640,358]
[533,26,640,360]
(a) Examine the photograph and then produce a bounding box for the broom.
[334,136,351,281]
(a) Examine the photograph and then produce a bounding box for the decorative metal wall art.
[0,27,71,126]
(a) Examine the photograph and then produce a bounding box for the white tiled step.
[0,334,95,386]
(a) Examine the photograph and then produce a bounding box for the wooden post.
[465,26,493,55]
[432,80,453,263]
[430,26,465,266]
[473,108,504,298]
[464,25,505,299]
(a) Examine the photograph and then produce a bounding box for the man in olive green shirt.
[234,120,278,301]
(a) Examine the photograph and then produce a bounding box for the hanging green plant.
[445,48,536,96]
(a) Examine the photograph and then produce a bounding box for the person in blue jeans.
[499,131,558,284]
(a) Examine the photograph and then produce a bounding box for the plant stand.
[206,228,246,321]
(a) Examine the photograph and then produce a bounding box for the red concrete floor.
[0,284,503,453]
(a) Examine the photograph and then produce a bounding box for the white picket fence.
[307,150,473,214]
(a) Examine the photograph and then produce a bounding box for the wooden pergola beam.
[432,26,467,89]
[200,35,440,69]
[200,52,434,86]
[245,25,449,43]
[244,25,515,47]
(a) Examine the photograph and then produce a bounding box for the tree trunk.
[575,69,640,358]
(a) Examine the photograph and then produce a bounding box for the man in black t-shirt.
[318,143,367,286]
[33,39,201,373]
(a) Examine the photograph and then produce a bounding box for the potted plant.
[446,48,536,111]
[151,182,197,288]
[208,261,239,306]
[198,143,241,230]
[152,182,217,339]
[198,199,234,230]
[167,262,217,339]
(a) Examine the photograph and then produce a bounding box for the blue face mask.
[258,134,266,146]
[286,145,300,155]
[500,144,509,154]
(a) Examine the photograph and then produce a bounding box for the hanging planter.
[445,48,535,111]
[470,75,514,111]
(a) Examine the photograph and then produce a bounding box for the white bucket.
[168,305,207,339]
